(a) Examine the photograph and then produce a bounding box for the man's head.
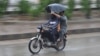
[45,6,51,13]
[45,6,56,18]
[59,11,65,16]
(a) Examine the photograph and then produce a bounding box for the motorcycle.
[28,25,67,54]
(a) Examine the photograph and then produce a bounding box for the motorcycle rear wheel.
[54,38,66,51]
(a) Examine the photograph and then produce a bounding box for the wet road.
[0,34,100,56]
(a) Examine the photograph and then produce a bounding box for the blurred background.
[0,0,100,56]
[0,0,100,19]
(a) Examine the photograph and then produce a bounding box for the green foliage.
[28,0,62,18]
[0,0,8,17]
[51,0,61,3]
[81,0,91,12]
[30,7,41,17]
[96,0,100,10]
[65,10,72,20]
[65,0,75,19]
[18,0,31,14]
[39,0,52,11]
[81,0,91,19]
[30,0,53,17]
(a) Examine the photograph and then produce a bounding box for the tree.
[52,0,61,3]
[96,0,100,10]
[81,0,91,19]
[30,0,53,17]
[30,0,62,17]
[18,0,31,14]
[65,0,75,19]
[0,0,8,17]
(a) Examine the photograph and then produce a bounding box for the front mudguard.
[30,37,37,40]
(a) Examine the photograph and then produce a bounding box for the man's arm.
[57,23,60,32]
[50,11,61,32]
[51,11,61,18]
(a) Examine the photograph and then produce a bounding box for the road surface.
[0,32,100,56]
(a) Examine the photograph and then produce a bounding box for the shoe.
[57,38,61,42]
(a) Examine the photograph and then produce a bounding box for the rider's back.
[46,16,60,30]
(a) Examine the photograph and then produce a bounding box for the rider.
[40,6,60,44]
[51,11,67,40]
[45,4,67,45]
[46,5,67,40]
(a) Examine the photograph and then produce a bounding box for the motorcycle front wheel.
[28,38,42,54]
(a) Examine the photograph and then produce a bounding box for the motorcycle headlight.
[37,29,40,32]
